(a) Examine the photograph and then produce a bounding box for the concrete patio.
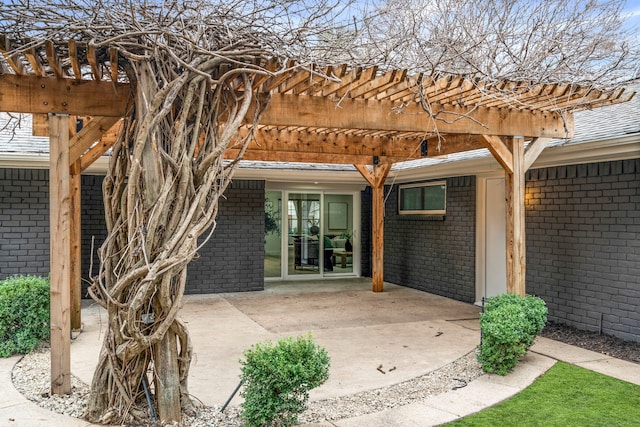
[2,278,639,426]
[71,279,483,406]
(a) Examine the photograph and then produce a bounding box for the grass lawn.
[445,361,640,426]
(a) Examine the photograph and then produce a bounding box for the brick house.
[1,83,639,342]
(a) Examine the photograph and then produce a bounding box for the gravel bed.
[540,321,640,364]
[12,348,483,426]
[12,347,90,419]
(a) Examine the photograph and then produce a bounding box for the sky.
[624,0,640,28]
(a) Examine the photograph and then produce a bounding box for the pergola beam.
[226,149,404,165]
[0,74,130,116]
[258,93,574,138]
[232,128,488,162]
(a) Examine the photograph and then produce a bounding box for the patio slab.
[73,279,483,408]
[3,278,638,427]
[181,279,479,405]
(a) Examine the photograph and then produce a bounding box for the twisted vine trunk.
[87,57,268,424]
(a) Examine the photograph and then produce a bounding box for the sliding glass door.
[264,189,358,280]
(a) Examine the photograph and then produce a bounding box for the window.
[398,181,446,215]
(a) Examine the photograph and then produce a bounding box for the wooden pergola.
[0,38,634,394]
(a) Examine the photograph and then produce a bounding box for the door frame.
[265,182,363,281]
[475,172,508,304]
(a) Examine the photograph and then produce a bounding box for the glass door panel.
[264,191,282,278]
[287,193,322,276]
[324,194,354,275]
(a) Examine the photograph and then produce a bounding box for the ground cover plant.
[0,275,50,357]
[240,335,330,427]
[478,293,547,375]
[445,361,640,426]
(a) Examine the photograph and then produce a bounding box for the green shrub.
[478,293,547,375]
[0,275,50,357]
[483,293,547,346]
[239,334,330,427]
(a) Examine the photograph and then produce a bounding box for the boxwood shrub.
[0,275,50,357]
[478,293,547,375]
[239,334,330,427]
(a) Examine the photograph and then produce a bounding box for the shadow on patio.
[72,279,481,408]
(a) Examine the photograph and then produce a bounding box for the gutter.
[1,133,638,183]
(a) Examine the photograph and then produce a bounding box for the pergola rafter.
[0,37,635,396]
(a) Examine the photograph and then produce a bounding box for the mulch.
[540,321,640,365]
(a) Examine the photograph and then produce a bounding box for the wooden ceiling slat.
[322,66,363,98]
[537,89,609,111]
[0,58,9,74]
[296,66,334,95]
[87,43,101,81]
[324,66,377,98]
[419,75,454,100]
[479,81,529,109]
[348,69,397,99]
[68,40,82,80]
[109,47,118,82]
[444,80,488,106]
[573,88,635,110]
[387,73,427,103]
[427,78,477,104]
[307,70,339,95]
[253,58,279,88]
[0,35,26,75]
[261,60,296,92]
[24,47,46,77]
[261,68,295,92]
[528,86,594,111]
[45,40,63,78]
[359,69,409,100]
[315,64,348,97]
[461,80,511,107]
[497,83,553,110]
[277,68,312,93]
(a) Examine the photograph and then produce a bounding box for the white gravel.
[13,348,483,426]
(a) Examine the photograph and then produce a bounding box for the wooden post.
[70,160,82,330]
[481,135,547,297]
[505,136,526,296]
[355,163,391,293]
[154,330,182,423]
[49,114,72,395]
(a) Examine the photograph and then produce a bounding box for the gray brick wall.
[526,159,640,342]
[383,176,476,303]
[81,175,107,296]
[360,187,372,277]
[187,180,265,293]
[0,168,50,278]
[1,168,264,294]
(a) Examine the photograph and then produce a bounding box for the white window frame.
[398,180,446,215]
